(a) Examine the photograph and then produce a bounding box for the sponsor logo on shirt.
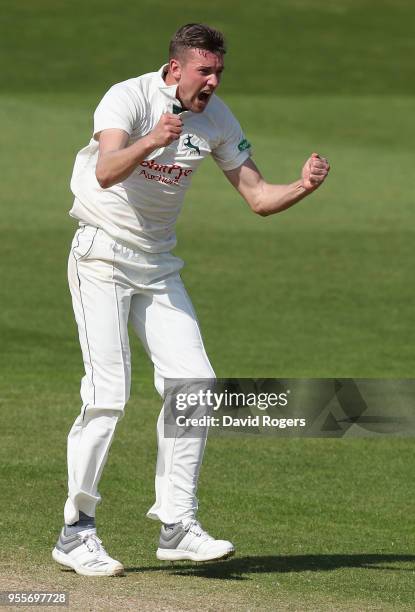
[139,159,193,185]
[238,138,251,152]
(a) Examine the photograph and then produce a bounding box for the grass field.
[1,1,415,610]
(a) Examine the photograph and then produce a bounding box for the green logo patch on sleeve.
[238,138,251,152]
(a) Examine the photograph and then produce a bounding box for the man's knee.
[154,365,216,398]
[83,406,125,421]
[80,374,130,413]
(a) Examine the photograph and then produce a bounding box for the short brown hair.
[169,23,226,60]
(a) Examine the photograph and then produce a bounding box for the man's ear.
[169,58,182,81]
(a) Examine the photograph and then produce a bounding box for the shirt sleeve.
[211,102,252,171]
[93,82,141,137]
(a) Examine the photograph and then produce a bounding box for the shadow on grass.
[125,554,415,581]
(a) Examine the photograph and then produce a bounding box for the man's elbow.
[95,168,112,189]
[247,185,270,217]
[96,178,111,189]
[95,160,116,188]
[250,200,270,217]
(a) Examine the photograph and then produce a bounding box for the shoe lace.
[80,531,108,558]
[185,520,213,541]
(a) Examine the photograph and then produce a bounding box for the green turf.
[1,0,414,609]
[1,0,415,96]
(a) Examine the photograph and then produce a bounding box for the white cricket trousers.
[64,225,214,526]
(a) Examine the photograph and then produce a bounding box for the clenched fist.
[301,153,330,192]
[147,113,183,149]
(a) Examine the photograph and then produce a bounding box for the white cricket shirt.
[69,65,252,253]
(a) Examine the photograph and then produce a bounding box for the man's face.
[169,48,224,113]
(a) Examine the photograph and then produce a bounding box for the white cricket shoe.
[52,528,124,576]
[156,520,235,562]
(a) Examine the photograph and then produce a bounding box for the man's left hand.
[301,153,330,192]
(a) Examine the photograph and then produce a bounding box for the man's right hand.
[95,114,183,188]
[146,113,183,148]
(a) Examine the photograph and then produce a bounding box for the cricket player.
[52,23,330,576]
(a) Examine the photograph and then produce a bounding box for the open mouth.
[197,91,211,102]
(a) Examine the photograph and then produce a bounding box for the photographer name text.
[176,415,306,429]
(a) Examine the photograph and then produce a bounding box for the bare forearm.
[96,135,156,188]
[224,156,329,217]
[253,179,311,217]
